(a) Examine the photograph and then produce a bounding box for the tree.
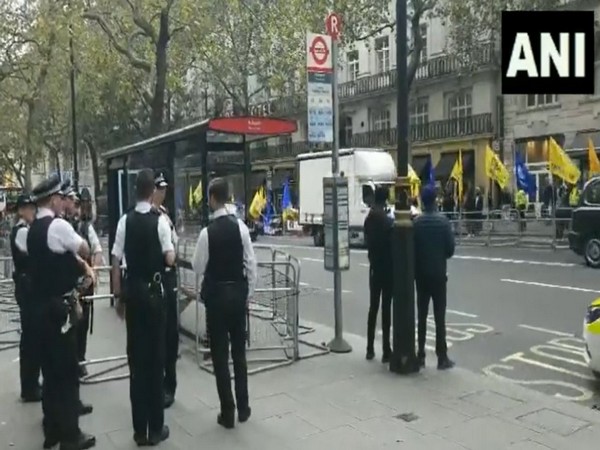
[189,0,394,113]
[82,0,199,136]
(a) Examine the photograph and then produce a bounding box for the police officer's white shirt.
[111,201,174,261]
[192,207,257,298]
[159,205,178,247]
[81,222,102,254]
[14,219,29,254]
[23,207,84,255]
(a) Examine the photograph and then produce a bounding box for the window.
[410,97,429,126]
[344,116,353,145]
[419,24,428,62]
[584,179,600,205]
[371,108,390,131]
[347,50,359,82]
[448,90,472,119]
[362,184,374,206]
[526,94,558,108]
[375,36,390,73]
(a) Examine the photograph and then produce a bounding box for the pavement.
[254,236,600,406]
[3,298,600,449]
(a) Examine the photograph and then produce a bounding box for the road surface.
[257,235,600,406]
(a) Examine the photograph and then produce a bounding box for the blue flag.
[263,187,274,233]
[424,156,435,186]
[282,178,292,210]
[515,152,536,197]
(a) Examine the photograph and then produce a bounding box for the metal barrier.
[176,241,329,375]
[447,210,571,250]
[0,257,19,351]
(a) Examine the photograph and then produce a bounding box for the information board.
[323,176,349,271]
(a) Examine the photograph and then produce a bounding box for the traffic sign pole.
[325,12,351,354]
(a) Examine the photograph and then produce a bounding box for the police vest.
[204,215,245,285]
[27,216,81,298]
[10,223,28,275]
[123,209,164,282]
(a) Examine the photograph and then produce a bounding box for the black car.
[569,177,600,267]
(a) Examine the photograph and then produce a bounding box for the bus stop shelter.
[103,116,298,254]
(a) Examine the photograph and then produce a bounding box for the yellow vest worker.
[515,190,527,209]
[569,187,580,207]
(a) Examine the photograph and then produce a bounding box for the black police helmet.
[31,173,62,201]
[154,172,168,189]
[16,194,34,208]
[80,188,92,202]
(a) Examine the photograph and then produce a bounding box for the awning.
[569,131,600,151]
[411,155,428,177]
[435,151,474,179]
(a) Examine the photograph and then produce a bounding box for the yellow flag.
[548,137,581,184]
[449,150,463,201]
[408,164,421,198]
[248,186,266,220]
[484,145,510,189]
[588,138,600,177]
[192,180,203,204]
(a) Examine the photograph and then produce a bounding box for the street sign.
[325,13,342,40]
[323,177,349,271]
[306,33,332,73]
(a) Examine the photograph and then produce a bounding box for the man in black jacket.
[363,186,393,363]
[413,185,455,370]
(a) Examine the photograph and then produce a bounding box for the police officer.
[27,173,96,450]
[363,186,393,363]
[10,193,41,402]
[152,172,179,408]
[192,178,256,429]
[516,188,527,232]
[413,185,455,371]
[67,191,104,378]
[111,169,174,446]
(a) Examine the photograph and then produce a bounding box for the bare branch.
[356,21,396,41]
[82,11,152,72]
[121,0,157,43]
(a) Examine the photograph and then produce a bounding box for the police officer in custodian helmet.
[27,173,96,449]
[111,169,175,446]
[152,171,179,408]
[10,193,41,402]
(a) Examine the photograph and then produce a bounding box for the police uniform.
[111,198,173,444]
[10,194,41,402]
[192,206,256,428]
[69,190,103,377]
[154,174,179,408]
[27,174,96,450]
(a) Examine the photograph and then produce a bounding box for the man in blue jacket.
[413,185,455,370]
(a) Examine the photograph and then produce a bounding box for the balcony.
[346,113,494,147]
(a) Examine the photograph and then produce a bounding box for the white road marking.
[302,257,324,263]
[298,280,351,293]
[454,255,575,267]
[12,357,19,363]
[501,278,600,294]
[325,288,352,294]
[518,324,574,337]
[447,309,478,318]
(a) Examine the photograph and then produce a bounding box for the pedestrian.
[152,172,179,409]
[111,169,174,446]
[413,185,455,370]
[10,193,41,402]
[363,186,393,363]
[515,188,527,232]
[474,187,484,235]
[27,173,96,450]
[68,190,104,378]
[192,178,256,429]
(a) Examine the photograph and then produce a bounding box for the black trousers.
[17,286,41,397]
[205,284,248,414]
[163,270,178,396]
[126,284,166,436]
[367,267,392,354]
[39,305,81,443]
[76,291,92,363]
[416,277,448,359]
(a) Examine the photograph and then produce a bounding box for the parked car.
[568,177,600,267]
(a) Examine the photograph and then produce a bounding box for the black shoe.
[417,354,426,368]
[59,432,96,450]
[133,433,148,446]
[217,412,235,429]
[78,401,93,416]
[163,393,175,409]
[43,436,59,449]
[78,364,88,379]
[147,426,169,446]
[381,350,391,364]
[437,357,455,370]
[21,389,42,403]
[366,349,375,361]
[238,407,251,423]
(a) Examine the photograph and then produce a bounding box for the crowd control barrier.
[176,240,329,376]
[0,257,19,351]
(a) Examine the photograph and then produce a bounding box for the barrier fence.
[0,257,19,351]
[177,239,329,375]
[444,210,571,249]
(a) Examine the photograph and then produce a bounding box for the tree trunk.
[84,138,101,197]
[148,10,170,136]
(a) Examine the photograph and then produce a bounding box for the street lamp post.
[389,0,419,374]
[69,18,79,189]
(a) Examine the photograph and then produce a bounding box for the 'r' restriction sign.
[306,33,332,73]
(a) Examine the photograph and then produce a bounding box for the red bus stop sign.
[325,13,342,41]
